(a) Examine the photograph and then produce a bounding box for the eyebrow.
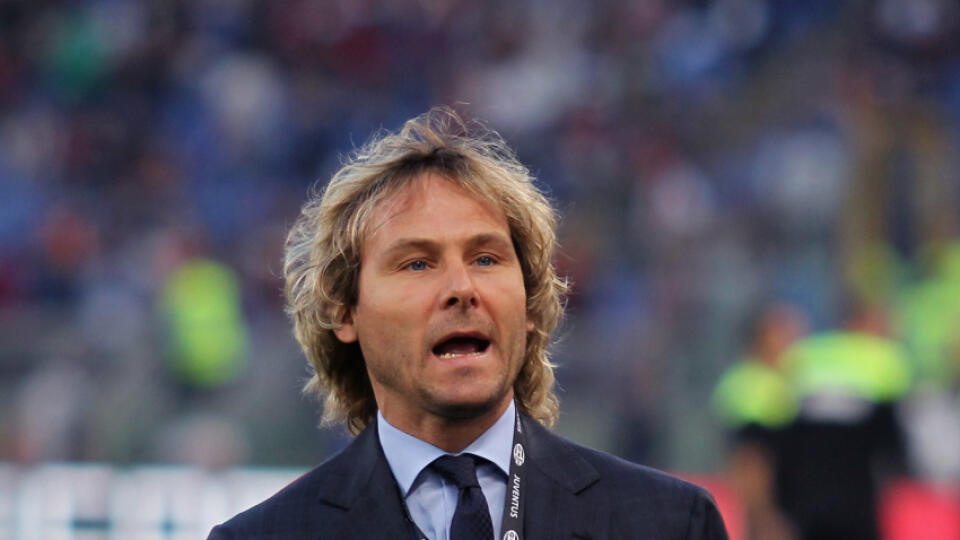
[380,239,441,263]
[464,233,514,254]
[379,233,515,264]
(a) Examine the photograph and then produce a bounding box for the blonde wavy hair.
[284,107,567,434]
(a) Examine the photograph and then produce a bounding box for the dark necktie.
[430,454,494,540]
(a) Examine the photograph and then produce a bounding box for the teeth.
[438,351,481,359]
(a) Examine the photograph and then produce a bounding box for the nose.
[443,260,478,310]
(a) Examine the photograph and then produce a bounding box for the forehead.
[361,174,510,250]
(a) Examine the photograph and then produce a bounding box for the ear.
[334,311,359,343]
[526,317,535,333]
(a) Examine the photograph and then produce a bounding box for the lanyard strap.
[401,407,528,540]
[499,407,526,540]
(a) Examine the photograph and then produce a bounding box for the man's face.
[334,174,532,426]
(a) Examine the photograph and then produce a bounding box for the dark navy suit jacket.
[208,414,729,539]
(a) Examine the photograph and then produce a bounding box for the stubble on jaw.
[367,348,516,424]
[416,377,515,421]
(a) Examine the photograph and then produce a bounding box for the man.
[208,108,728,539]
[772,302,910,540]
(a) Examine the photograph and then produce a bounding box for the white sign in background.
[0,463,304,540]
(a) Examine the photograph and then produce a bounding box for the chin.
[424,387,510,421]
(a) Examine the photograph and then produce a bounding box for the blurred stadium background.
[1,0,960,538]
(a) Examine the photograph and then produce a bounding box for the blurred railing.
[1,463,958,540]
[0,463,304,540]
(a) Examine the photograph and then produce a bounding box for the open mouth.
[432,336,491,359]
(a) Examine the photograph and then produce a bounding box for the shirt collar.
[377,400,516,496]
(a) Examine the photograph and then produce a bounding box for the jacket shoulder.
[525,417,712,504]
[207,427,379,540]
[206,463,335,539]
[578,444,728,539]
[578,442,712,500]
[526,423,728,539]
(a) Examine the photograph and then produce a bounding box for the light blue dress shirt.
[377,401,515,540]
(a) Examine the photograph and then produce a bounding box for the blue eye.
[407,259,428,271]
[476,255,494,266]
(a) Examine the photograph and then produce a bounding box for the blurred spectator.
[897,241,960,390]
[160,257,249,389]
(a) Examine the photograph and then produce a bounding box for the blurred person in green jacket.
[896,240,960,483]
[713,302,808,540]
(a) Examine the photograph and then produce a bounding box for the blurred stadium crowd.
[0,0,959,504]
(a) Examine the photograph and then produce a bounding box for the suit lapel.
[313,424,413,540]
[341,457,412,540]
[307,414,603,539]
[520,415,600,540]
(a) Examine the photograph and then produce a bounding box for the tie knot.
[430,454,482,489]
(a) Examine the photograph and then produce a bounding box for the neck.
[379,395,513,453]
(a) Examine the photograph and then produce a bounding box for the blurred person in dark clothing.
[208,108,729,539]
[775,301,910,540]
